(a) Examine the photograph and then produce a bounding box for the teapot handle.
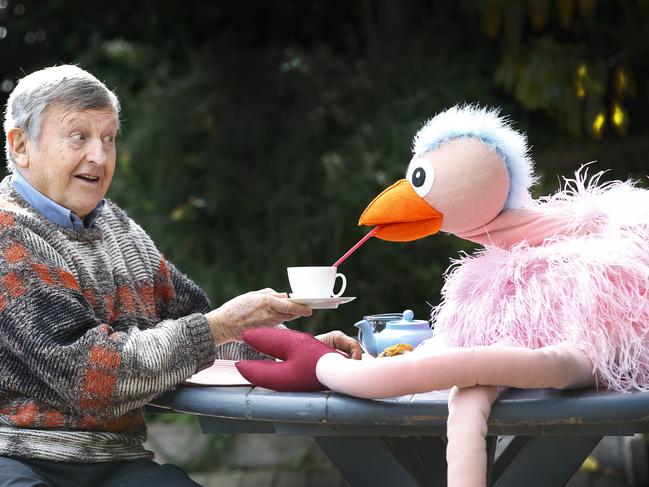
[357,328,366,353]
[353,320,370,355]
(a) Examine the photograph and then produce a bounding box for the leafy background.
[1,0,648,336]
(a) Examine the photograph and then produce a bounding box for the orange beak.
[358,179,443,242]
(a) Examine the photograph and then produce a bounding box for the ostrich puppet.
[236,106,649,487]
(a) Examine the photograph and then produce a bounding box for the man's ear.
[7,128,30,168]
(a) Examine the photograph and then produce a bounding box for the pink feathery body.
[433,175,649,392]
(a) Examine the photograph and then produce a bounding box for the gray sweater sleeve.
[165,261,269,361]
[0,224,216,419]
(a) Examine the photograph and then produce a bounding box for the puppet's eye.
[406,158,435,197]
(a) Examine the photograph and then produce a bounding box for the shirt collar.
[10,170,105,229]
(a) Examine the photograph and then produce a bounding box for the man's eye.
[102,135,114,143]
[70,133,85,141]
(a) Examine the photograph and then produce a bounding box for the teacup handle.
[332,273,346,297]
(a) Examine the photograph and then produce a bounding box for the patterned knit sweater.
[0,177,257,462]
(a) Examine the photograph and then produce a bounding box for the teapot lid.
[387,309,429,326]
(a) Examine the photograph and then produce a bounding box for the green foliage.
[474,0,649,139]
[0,1,647,336]
[106,30,507,331]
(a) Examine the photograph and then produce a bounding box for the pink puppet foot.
[236,327,342,391]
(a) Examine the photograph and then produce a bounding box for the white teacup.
[287,266,347,298]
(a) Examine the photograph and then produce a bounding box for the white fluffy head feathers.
[412,105,537,210]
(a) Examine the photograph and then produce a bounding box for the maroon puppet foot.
[236,327,343,391]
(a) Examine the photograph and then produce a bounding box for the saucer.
[287,295,356,309]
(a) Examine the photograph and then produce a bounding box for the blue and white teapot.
[354,310,433,356]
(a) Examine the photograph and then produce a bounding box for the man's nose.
[86,138,108,165]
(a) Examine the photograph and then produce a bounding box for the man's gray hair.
[3,64,121,171]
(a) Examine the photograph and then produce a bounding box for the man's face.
[20,104,118,219]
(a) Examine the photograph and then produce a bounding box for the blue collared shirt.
[10,170,105,229]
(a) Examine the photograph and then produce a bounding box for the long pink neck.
[454,208,579,248]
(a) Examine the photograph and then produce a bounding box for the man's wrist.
[205,310,230,345]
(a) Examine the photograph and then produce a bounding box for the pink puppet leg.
[316,342,595,399]
[446,385,500,487]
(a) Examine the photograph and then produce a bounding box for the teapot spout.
[354,320,377,356]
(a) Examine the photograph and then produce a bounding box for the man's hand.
[315,330,362,360]
[206,288,312,344]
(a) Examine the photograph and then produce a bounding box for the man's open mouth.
[75,175,100,182]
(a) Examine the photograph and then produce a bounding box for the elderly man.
[0,65,360,487]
